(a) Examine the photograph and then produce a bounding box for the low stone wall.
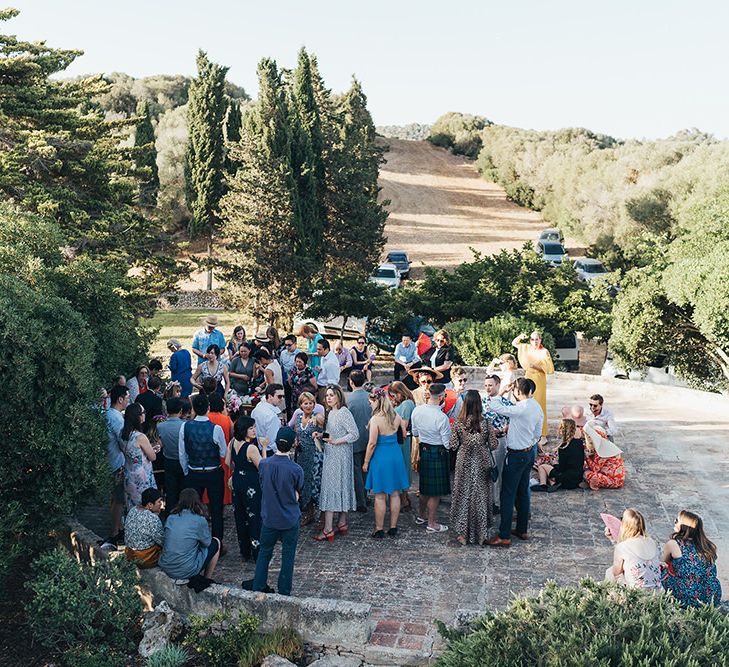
[157,290,224,310]
[62,519,373,650]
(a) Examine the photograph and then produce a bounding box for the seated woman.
[582,420,625,490]
[661,510,721,607]
[159,488,221,583]
[561,404,587,439]
[124,487,165,568]
[349,337,373,381]
[604,508,662,591]
[534,418,584,492]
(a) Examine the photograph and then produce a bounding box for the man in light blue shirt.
[191,314,226,366]
[393,334,421,381]
[487,377,543,547]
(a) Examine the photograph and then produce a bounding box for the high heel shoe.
[335,525,349,536]
[313,529,335,542]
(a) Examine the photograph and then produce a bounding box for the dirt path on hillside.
[379,138,584,276]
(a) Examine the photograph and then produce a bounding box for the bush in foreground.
[435,579,729,667]
[183,611,303,667]
[25,548,142,661]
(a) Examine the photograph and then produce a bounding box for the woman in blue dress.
[293,391,325,526]
[661,510,721,607]
[167,339,193,398]
[300,324,324,376]
[363,388,409,538]
[388,381,416,511]
[225,416,264,562]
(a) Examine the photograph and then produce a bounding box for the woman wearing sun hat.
[581,420,625,490]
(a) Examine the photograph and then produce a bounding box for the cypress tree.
[186,50,228,290]
[134,99,160,207]
[224,98,243,176]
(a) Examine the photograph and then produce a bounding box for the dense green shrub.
[64,646,126,667]
[449,315,555,367]
[25,548,142,655]
[429,112,491,158]
[183,611,302,667]
[145,645,191,667]
[435,579,729,667]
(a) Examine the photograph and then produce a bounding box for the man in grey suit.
[347,370,372,512]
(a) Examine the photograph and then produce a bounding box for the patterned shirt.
[482,394,512,432]
[124,506,164,550]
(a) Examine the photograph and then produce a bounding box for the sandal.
[335,525,349,536]
[313,529,335,543]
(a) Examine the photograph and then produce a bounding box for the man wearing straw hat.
[192,314,226,366]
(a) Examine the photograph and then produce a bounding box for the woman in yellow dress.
[512,331,554,443]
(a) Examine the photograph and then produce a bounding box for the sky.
[8,0,729,140]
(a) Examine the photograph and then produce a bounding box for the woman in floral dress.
[121,403,157,510]
[582,421,625,490]
[294,391,324,525]
[289,352,318,408]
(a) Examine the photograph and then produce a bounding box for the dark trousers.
[352,450,367,509]
[164,458,186,514]
[184,467,224,541]
[233,482,262,560]
[253,524,299,596]
[499,447,536,539]
[394,360,422,384]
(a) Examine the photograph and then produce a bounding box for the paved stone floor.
[80,374,729,660]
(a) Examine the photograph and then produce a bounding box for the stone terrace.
[78,373,729,663]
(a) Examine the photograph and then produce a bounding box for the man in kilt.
[411,383,451,533]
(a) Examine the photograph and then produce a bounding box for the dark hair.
[233,325,246,338]
[255,349,272,362]
[672,510,717,564]
[458,390,483,432]
[266,326,281,349]
[284,334,296,344]
[180,399,192,417]
[206,344,221,358]
[295,351,308,364]
[234,416,256,441]
[192,393,209,416]
[265,383,284,398]
[401,332,412,339]
[170,488,206,517]
[141,487,162,506]
[429,383,446,397]
[166,397,184,414]
[208,392,225,413]
[113,375,126,387]
[121,403,144,440]
[201,377,218,395]
[515,377,534,396]
[590,394,604,405]
[317,338,331,351]
[148,359,163,373]
[135,365,149,380]
[110,384,129,405]
[349,370,366,388]
[485,374,501,385]
[147,375,162,391]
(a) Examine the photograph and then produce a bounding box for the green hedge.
[435,579,729,667]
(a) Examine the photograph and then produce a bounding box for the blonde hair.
[435,329,450,344]
[619,508,648,542]
[388,381,414,404]
[558,418,576,449]
[298,391,316,407]
[368,389,398,428]
[499,353,517,370]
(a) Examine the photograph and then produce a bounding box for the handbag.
[487,440,499,483]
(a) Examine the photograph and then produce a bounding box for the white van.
[554,333,580,371]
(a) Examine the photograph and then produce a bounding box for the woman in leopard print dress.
[449,390,499,545]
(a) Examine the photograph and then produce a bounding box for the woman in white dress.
[604,508,662,592]
[313,385,359,542]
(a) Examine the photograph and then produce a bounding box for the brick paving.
[79,375,729,660]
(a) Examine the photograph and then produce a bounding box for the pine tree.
[221,58,313,325]
[224,97,243,175]
[134,99,160,207]
[289,48,327,260]
[186,50,228,290]
[323,77,388,277]
[0,8,180,306]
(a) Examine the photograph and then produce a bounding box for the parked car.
[370,263,401,289]
[601,350,688,387]
[554,333,580,371]
[385,250,412,278]
[536,241,568,267]
[292,314,366,339]
[367,316,436,354]
[538,228,564,243]
[574,258,608,283]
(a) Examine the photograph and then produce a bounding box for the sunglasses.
[589,403,600,408]
[420,379,433,385]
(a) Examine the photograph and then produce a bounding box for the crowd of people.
[100,315,721,605]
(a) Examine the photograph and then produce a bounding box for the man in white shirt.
[411,383,451,533]
[588,394,618,440]
[251,384,285,454]
[486,377,543,547]
[178,393,228,542]
[315,338,340,405]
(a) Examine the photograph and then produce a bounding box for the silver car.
[574,258,608,283]
[536,241,568,266]
[369,263,401,289]
[538,228,564,244]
